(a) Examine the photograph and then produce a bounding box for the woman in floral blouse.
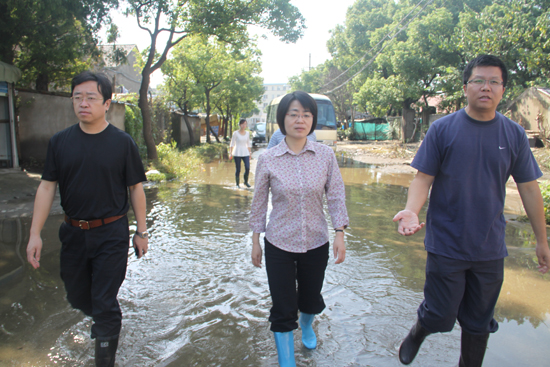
[249,91,348,366]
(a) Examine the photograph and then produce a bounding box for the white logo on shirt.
[499,146,506,150]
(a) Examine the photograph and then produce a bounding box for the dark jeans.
[418,252,504,335]
[234,156,250,183]
[59,216,129,340]
[265,238,329,332]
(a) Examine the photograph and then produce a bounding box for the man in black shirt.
[26,71,148,367]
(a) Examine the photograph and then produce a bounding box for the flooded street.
[1,148,549,366]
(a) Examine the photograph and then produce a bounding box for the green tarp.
[352,119,389,141]
[0,61,22,83]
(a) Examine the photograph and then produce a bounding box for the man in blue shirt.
[393,55,550,366]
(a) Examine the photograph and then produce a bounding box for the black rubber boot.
[458,330,489,367]
[236,175,240,188]
[399,319,431,365]
[95,336,119,367]
[244,172,251,188]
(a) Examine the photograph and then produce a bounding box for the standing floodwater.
[1,155,549,366]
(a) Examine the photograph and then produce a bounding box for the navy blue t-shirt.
[42,123,146,220]
[412,109,542,261]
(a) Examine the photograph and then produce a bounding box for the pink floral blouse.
[249,139,349,253]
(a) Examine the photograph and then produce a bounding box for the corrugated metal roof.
[0,61,22,83]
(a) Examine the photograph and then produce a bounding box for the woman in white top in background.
[229,119,252,187]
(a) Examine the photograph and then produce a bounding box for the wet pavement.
[0,169,62,219]
[0,149,549,366]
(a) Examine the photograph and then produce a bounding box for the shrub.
[124,104,147,159]
[151,141,199,180]
[148,141,227,181]
[516,180,550,224]
[540,181,550,224]
[193,143,227,163]
[146,172,167,182]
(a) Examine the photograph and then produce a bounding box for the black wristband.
[335,229,344,233]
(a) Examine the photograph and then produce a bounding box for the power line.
[320,0,428,89]
[321,0,437,95]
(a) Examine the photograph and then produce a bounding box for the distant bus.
[265,93,338,149]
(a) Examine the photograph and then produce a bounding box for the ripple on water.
[1,161,549,366]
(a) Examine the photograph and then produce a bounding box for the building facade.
[96,45,142,94]
[507,87,550,139]
[248,83,290,125]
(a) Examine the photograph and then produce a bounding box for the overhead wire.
[320,0,428,89]
[321,0,437,95]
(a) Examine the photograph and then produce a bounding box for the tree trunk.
[139,68,158,160]
[223,116,229,139]
[421,106,431,131]
[401,105,416,143]
[204,89,212,143]
[182,113,195,146]
[35,73,49,91]
[205,89,220,143]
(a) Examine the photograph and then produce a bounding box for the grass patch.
[191,142,228,163]
[146,141,227,182]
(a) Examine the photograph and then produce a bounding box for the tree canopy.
[162,35,263,144]
[290,0,550,122]
[123,0,305,159]
[1,0,117,90]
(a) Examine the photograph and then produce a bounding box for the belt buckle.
[79,220,90,230]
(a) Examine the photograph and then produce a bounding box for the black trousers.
[418,252,504,335]
[234,156,250,181]
[59,216,129,340]
[264,238,329,332]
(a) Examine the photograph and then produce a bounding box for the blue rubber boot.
[273,331,296,367]
[299,313,317,349]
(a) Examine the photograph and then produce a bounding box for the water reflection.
[0,157,548,366]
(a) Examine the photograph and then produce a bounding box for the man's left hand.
[132,235,149,259]
[536,242,550,274]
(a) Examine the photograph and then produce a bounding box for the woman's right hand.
[251,233,262,268]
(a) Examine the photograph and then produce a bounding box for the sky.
[105,0,357,87]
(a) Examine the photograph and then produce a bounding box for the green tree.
[123,0,305,159]
[161,57,203,146]
[172,36,231,143]
[356,7,459,117]
[289,62,354,123]
[321,0,550,127]
[449,0,550,103]
[212,49,264,139]
[164,36,263,143]
[1,0,117,90]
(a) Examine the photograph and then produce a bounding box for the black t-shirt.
[42,123,146,220]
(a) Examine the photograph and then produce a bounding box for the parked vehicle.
[252,122,266,146]
[265,93,337,149]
